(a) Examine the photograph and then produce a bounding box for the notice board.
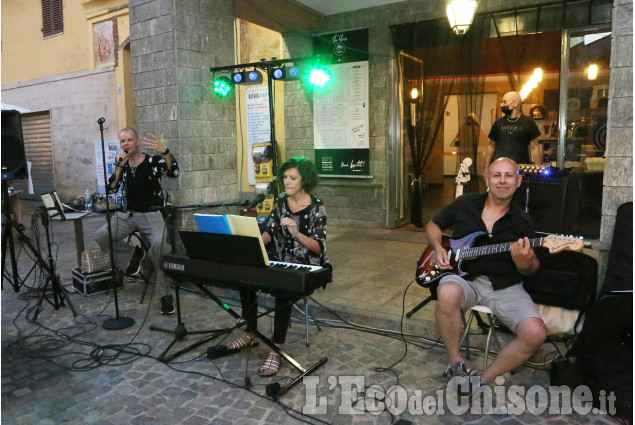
[313,29,370,177]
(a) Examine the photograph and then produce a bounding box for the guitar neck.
[458,237,543,259]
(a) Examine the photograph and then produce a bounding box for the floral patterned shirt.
[262,193,329,267]
[108,154,179,212]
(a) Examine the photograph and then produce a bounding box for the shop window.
[42,0,63,38]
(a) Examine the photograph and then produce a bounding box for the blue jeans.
[94,211,170,297]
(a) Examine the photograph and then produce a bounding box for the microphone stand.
[97,117,135,330]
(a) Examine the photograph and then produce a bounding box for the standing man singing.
[95,127,180,314]
[426,157,546,396]
[482,91,542,175]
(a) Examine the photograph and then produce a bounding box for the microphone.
[243,194,265,212]
[115,150,129,166]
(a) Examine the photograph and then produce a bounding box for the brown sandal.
[259,352,281,377]
[226,334,258,352]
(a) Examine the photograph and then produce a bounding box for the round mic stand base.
[102,316,135,330]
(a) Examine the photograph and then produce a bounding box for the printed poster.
[95,139,120,193]
[245,86,271,185]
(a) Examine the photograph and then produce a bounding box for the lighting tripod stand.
[1,180,77,320]
[1,179,28,292]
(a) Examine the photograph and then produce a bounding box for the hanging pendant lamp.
[446,0,479,35]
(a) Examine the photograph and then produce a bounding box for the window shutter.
[42,0,63,38]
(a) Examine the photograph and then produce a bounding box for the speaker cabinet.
[513,175,568,234]
[1,110,27,180]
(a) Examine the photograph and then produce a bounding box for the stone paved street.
[1,204,619,424]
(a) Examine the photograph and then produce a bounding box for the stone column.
[129,0,237,207]
[598,0,633,279]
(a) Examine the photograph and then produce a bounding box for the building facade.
[3,0,631,267]
[2,0,133,200]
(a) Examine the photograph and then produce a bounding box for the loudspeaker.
[601,202,633,296]
[514,175,567,234]
[1,110,27,180]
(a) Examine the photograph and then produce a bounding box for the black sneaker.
[160,295,175,315]
[125,246,145,277]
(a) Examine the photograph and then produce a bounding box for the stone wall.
[281,1,449,228]
[597,0,633,280]
[281,0,569,228]
[126,0,631,237]
[129,0,237,213]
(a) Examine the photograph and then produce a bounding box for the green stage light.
[213,76,232,97]
[309,68,331,88]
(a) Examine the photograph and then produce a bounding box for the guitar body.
[415,231,583,287]
[415,231,485,287]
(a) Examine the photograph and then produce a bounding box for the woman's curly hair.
[277,157,319,193]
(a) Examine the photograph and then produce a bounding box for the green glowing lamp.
[308,68,331,88]
[213,76,233,97]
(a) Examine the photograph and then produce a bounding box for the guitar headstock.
[455,158,473,184]
[543,234,584,253]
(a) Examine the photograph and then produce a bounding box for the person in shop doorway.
[483,92,542,175]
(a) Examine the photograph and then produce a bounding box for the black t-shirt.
[488,114,541,164]
[108,154,180,212]
[431,193,536,290]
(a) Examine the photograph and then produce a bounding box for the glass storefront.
[391,1,612,238]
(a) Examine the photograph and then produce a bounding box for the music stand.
[42,191,90,268]
[28,192,78,321]
[151,229,328,398]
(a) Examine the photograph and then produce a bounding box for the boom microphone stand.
[149,200,249,363]
[97,117,135,330]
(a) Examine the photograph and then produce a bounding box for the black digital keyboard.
[161,254,331,298]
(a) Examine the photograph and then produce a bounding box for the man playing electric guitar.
[425,157,546,397]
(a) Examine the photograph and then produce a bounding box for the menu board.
[313,61,370,176]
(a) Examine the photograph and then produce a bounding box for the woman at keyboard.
[227,157,330,376]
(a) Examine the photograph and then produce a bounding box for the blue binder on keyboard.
[193,214,231,234]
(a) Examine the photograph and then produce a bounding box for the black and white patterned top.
[262,193,329,268]
[108,154,180,212]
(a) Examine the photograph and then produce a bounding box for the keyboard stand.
[150,279,328,398]
[149,280,235,362]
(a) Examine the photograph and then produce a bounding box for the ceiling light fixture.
[587,64,598,80]
[446,0,479,35]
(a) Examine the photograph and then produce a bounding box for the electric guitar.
[415,231,583,286]
[455,158,472,198]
